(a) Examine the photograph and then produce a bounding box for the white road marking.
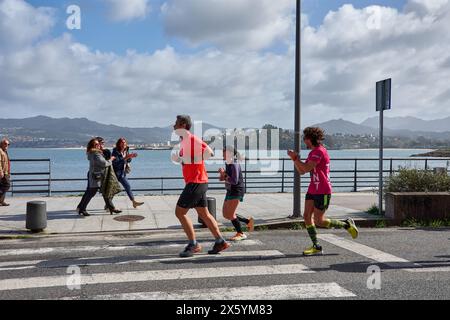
[59,283,356,300]
[0,264,314,291]
[318,234,423,269]
[0,250,285,271]
[0,240,263,257]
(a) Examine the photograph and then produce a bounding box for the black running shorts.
[305,193,331,211]
[177,183,208,209]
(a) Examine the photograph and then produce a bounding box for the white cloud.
[0,33,293,127]
[161,0,295,51]
[300,1,450,124]
[104,0,151,22]
[2,0,450,130]
[0,0,55,52]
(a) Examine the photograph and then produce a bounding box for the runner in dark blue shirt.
[219,146,254,241]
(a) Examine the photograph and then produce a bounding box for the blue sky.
[3,0,450,128]
[28,0,408,55]
[303,0,407,27]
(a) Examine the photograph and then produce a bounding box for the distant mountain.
[311,119,377,135]
[0,116,222,148]
[361,116,450,132]
[312,118,450,140]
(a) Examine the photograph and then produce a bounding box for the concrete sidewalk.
[0,192,379,236]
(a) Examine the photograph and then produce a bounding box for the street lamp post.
[292,0,302,218]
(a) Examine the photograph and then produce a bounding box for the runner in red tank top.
[288,127,359,256]
[172,115,230,258]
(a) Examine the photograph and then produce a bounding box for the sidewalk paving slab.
[0,192,380,237]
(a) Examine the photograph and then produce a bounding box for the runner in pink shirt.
[288,127,359,256]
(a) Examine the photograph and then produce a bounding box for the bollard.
[26,201,47,233]
[198,197,217,227]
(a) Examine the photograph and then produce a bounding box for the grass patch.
[220,227,235,233]
[366,204,385,216]
[290,222,303,230]
[401,218,450,228]
[375,220,387,228]
[255,225,269,231]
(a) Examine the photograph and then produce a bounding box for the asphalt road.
[0,227,449,300]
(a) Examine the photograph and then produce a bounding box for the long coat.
[0,148,10,177]
[87,149,112,188]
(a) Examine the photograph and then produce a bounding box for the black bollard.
[26,201,47,233]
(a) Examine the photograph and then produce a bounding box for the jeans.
[117,175,134,201]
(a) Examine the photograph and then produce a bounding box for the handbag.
[125,163,131,175]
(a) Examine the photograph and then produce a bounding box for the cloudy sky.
[1,0,449,128]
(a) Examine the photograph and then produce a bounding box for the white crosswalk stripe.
[0,239,263,257]
[0,237,358,300]
[0,250,285,271]
[0,264,315,291]
[59,283,356,300]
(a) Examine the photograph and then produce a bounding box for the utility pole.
[291,0,302,218]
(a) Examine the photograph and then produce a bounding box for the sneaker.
[346,218,359,239]
[179,243,202,258]
[208,241,231,255]
[247,217,255,232]
[303,245,323,256]
[230,233,247,241]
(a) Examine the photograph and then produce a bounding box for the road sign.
[376,79,392,111]
[376,78,392,215]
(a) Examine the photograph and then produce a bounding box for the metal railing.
[7,157,450,196]
[9,159,52,196]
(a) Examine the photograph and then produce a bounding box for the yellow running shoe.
[303,245,323,256]
[346,218,359,239]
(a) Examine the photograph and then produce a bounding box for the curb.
[0,217,394,240]
[250,217,394,230]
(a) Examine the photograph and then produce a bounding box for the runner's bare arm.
[287,150,317,174]
[294,159,317,174]
[202,145,214,161]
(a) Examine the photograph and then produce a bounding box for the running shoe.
[179,243,202,258]
[230,233,247,241]
[247,217,255,232]
[303,245,323,256]
[346,218,359,239]
[208,241,231,255]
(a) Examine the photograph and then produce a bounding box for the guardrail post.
[161,178,164,195]
[353,159,358,192]
[389,158,393,177]
[48,160,52,197]
[244,157,248,191]
[425,159,428,171]
[281,159,285,193]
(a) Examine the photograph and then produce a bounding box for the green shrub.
[375,220,387,228]
[367,204,383,215]
[385,168,450,193]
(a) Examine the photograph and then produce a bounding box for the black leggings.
[78,187,114,211]
[77,172,114,211]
